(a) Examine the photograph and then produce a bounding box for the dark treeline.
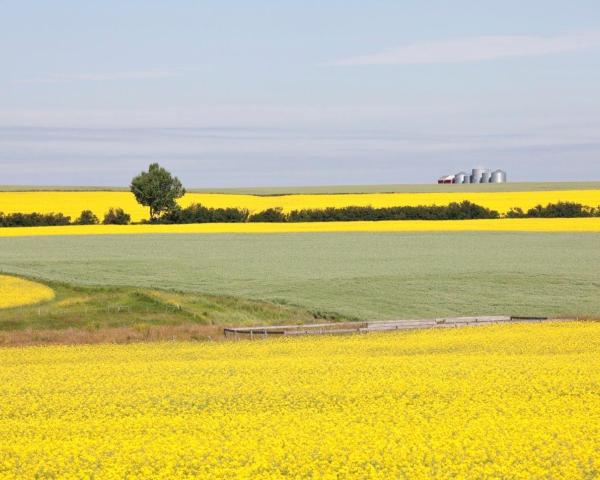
[287,202,499,222]
[0,212,71,227]
[506,202,599,218]
[0,208,131,227]
[149,201,600,223]
[1,202,599,227]
[150,201,499,224]
[156,204,249,223]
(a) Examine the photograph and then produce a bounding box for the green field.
[2,181,600,195]
[1,232,599,320]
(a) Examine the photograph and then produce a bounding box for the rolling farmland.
[1,183,599,479]
[0,322,598,478]
[1,232,598,319]
[5,3,600,477]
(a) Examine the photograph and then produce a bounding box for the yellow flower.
[0,218,598,236]
[0,275,55,309]
[0,322,598,478]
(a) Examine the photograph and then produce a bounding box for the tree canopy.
[130,163,185,220]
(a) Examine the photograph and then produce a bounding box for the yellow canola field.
[0,275,54,309]
[0,322,598,479]
[0,217,599,237]
[1,189,600,222]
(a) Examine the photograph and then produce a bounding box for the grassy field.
[2,180,600,194]
[0,279,336,345]
[0,280,332,330]
[193,181,600,194]
[0,322,598,478]
[1,232,598,320]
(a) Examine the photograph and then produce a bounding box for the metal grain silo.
[471,167,485,184]
[454,171,468,184]
[481,169,492,183]
[491,169,507,183]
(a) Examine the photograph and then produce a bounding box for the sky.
[1,0,600,187]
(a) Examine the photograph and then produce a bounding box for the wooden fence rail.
[223,315,549,339]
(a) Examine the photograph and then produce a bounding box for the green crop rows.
[1,232,599,320]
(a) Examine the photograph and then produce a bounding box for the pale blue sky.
[1,1,600,186]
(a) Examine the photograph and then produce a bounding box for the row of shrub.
[2,202,599,227]
[171,201,600,223]
[289,202,499,222]
[147,201,600,223]
[0,208,131,227]
[155,204,250,224]
[506,202,600,218]
[147,201,499,224]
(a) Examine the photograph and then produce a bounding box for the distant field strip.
[3,181,600,193]
[0,218,599,236]
[1,189,600,221]
[1,232,598,319]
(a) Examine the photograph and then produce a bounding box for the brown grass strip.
[0,324,224,347]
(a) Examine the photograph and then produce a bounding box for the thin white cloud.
[328,32,600,66]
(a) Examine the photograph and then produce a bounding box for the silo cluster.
[443,168,507,184]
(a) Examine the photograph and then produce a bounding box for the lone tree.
[130,163,185,221]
